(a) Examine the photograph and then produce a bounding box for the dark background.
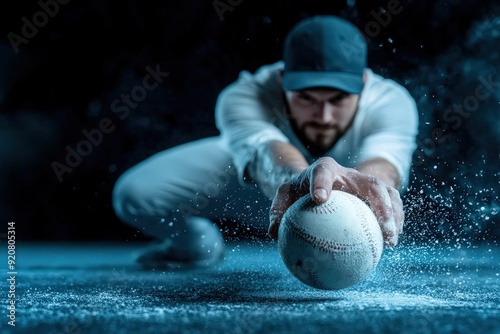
[0,0,498,242]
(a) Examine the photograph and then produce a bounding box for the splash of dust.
[403,11,500,248]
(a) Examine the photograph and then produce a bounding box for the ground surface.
[2,240,499,334]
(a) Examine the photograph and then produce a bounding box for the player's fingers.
[268,182,300,240]
[382,218,398,247]
[387,186,404,235]
[361,177,397,246]
[378,187,403,247]
[310,158,337,204]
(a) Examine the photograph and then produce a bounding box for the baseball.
[278,190,384,290]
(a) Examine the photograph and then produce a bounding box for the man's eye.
[298,93,312,101]
[331,93,350,103]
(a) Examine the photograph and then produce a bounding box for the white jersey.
[215,61,419,189]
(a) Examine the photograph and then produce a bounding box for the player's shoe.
[134,216,225,270]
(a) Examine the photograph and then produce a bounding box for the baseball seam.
[303,200,337,215]
[359,215,379,267]
[306,267,328,290]
[349,197,380,267]
[287,222,365,254]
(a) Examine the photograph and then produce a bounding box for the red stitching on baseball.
[302,199,338,215]
[286,222,365,254]
[306,267,328,290]
[348,197,379,267]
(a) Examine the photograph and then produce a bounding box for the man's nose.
[314,103,335,123]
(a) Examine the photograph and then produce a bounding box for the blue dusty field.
[3,240,499,334]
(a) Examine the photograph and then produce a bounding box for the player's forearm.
[247,141,309,198]
[355,158,400,189]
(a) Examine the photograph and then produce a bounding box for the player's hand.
[268,157,404,246]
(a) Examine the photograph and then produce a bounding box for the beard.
[296,122,343,156]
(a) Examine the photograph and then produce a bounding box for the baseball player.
[112,15,418,269]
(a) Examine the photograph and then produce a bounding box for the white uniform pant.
[112,136,270,239]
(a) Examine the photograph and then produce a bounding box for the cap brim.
[282,71,363,94]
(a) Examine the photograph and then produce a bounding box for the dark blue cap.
[282,16,367,94]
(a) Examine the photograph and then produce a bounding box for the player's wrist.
[262,165,302,199]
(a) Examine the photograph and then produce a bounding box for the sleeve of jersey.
[215,74,290,186]
[358,87,419,190]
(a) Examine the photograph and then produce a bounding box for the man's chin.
[297,127,339,155]
[305,137,335,155]
[310,133,335,146]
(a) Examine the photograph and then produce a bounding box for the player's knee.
[112,173,148,221]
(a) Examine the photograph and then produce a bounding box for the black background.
[1,0,498,242]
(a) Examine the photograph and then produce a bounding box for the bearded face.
[284,89,360,155]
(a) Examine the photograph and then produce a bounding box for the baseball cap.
[282,15,367,94]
